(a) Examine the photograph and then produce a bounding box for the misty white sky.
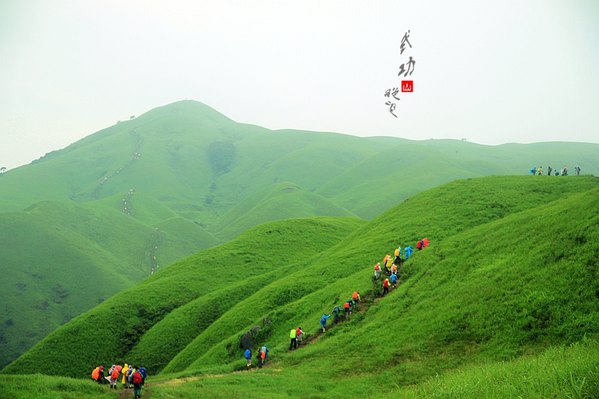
[1,0,598,169]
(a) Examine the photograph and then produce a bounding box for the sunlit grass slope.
[2,217,363,377]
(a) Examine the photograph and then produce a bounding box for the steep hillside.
[0,200,217,368]
[1,217,364,376]
[5,176,597,392]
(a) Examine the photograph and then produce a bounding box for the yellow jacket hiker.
[289,328,298,350]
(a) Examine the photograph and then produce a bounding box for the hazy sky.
[1,0,598,169]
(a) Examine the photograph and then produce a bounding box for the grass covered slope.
[147,176,597,398]
[0,199,218,369]
[2,217,364,377]
[2,100,599,367]
[6,175,597,393]
[163,176,598,380]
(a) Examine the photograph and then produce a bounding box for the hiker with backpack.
[109,364,122,389]
[296,327,305,346]
[97,365,105,384]
[390,273,398,288]
[257,345,269,368]
[289,327,297,350]
[121,364,129,387]
[132,367,143,399]
[320,313,331,332]
[384,255,394,275]
[139,366,147,386]
[244,348,252,368]
[352,291,361,303]
[382,278,390,296]
[332,305,342,323]
[343,301,352,319]
[404,246,413,259]
[394,247,402,265]
[374,262,381,280]
[91,366,102,384]
[127,365,136,388]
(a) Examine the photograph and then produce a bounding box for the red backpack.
[133,371,143,384]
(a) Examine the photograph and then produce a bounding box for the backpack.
[91,367,99,380]
[133,371,143,385]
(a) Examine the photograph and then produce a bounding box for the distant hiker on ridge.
[547,166,552,176]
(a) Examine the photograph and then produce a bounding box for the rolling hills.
[2,99,598,369]
[3,175,597,399]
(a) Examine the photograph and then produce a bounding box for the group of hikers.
[319,239,430,333]
[530,165,581,176]
[244,345,270,369]
[91,363,146,398]
[241,238,430,370]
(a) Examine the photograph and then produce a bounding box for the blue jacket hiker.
[244,348,252,368]
[404,246,413,259]
[320,314,331,332]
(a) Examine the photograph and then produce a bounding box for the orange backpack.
[91,367,99,380]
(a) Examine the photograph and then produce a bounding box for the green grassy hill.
[1,217,364,376]
[2,99,598,369]
[3,176,597,399]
